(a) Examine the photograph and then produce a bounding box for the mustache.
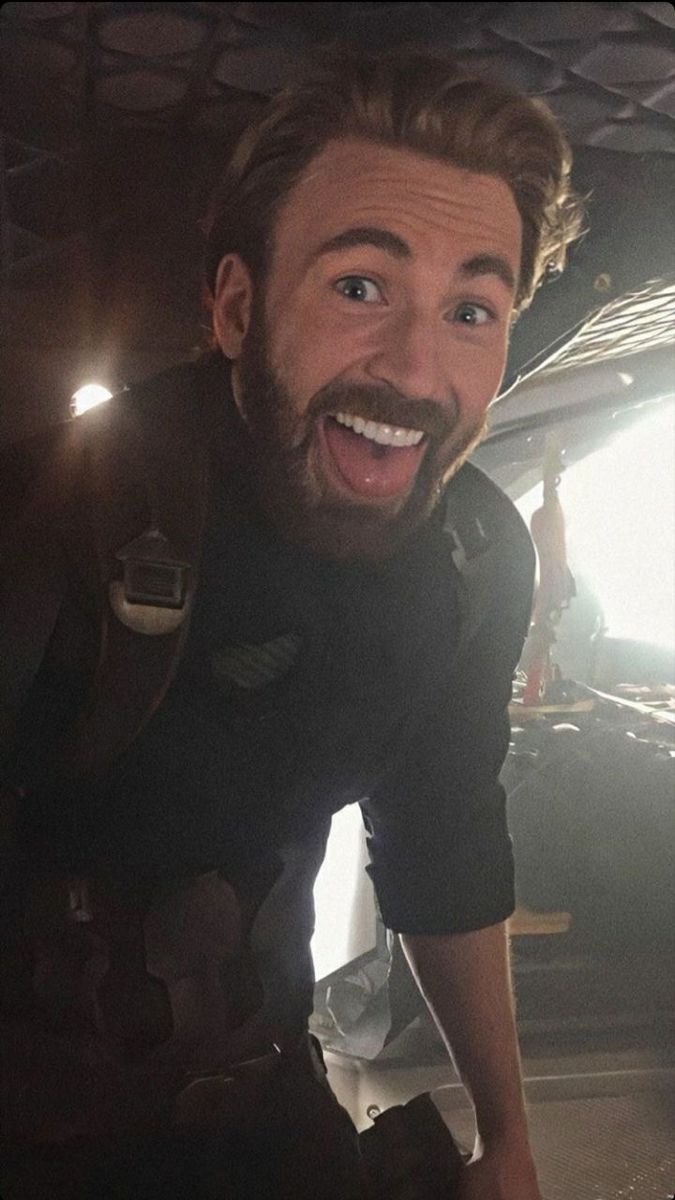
[306,382,458,444]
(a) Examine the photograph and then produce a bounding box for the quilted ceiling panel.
[2,3,674,145]
[1,3,673,431]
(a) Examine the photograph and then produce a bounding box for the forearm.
[400,920,529,1149]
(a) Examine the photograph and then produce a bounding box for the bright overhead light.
[71,383,113,417]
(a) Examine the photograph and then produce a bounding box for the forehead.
[272,138,522,273]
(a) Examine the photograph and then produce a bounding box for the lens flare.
[71,383,113,416]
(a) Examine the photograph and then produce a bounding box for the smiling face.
[213,138,522,560]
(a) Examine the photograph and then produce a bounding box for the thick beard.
[235,308,489,562]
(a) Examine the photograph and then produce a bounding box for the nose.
[363,305,450,407]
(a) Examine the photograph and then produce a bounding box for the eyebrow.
[315,226,411,260]
[314,227,516,295]
[459,254,516,296]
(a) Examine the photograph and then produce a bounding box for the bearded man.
[0,45,582,1200]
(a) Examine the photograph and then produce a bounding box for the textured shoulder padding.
[442,461,536,657]
[444,461,534,568]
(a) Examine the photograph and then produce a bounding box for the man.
[0,46,582,1200]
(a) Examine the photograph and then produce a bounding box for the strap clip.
[110,528,192,634]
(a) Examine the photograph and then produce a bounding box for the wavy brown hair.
[205,45,583,314]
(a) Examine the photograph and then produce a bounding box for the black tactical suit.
[0,353,535,1198]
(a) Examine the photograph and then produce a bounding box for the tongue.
[322,418,425,499]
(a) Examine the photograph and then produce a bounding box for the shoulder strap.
[0,423,79,765]
[0,533,68,749]
[52,362,221,784]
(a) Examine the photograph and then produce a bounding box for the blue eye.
[454,302,494,326]
[335,276,383,303]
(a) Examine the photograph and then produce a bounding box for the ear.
[212,254,253,360]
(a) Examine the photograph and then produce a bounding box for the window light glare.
[71,383,113,416]
[516,401,675,654]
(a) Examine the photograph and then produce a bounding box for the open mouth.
[318,412,429,500]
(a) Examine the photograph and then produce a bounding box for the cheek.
[271,298,367,403]
[464,332,510,401]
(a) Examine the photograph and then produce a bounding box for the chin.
[275,465,444,563]
[330,433,482,562]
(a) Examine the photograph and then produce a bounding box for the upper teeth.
[334,412,424,447]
